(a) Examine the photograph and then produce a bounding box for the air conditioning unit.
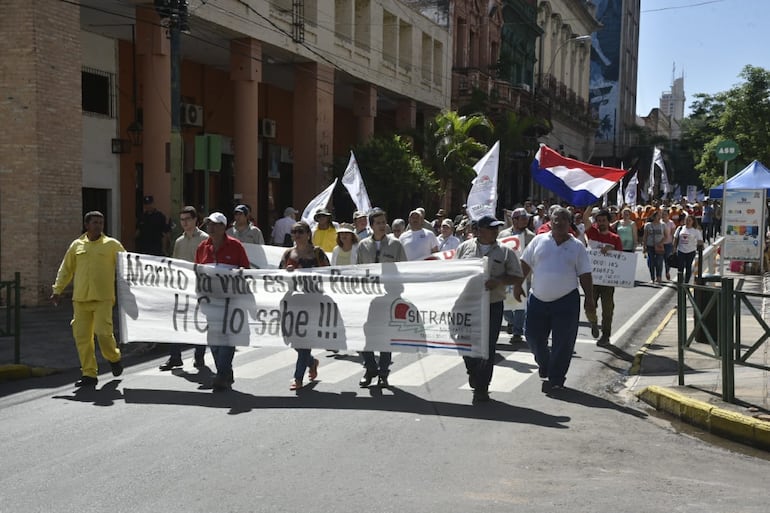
[261,118,277,138]
[181,103,203,127]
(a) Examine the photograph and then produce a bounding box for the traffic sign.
[715,140,739,161]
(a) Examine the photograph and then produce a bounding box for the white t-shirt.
[520,233,592,302]
[400,228,438,261]
[675,226,703,254]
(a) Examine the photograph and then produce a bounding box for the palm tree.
[424,110,491,211]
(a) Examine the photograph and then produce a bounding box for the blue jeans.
[663,243,674,274]
[503,309,526,336]
[169,344,205,362]
[678,250,697,283]
[525,289,580,387]
[361,351,391,376]
[294,348,314,381]
[210,346,235,381]
[646,246,664,281]
[463,301,504,392]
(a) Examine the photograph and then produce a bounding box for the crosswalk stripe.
[388,354,462,386]
[459,351,537,392]
[232,348,302,379]
[314,358,365,384]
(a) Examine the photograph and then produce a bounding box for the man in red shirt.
[584,209,623,346]
[195,212,251,391]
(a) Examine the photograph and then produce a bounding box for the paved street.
[2,254,769,512]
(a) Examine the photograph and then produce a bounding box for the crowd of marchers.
[51,195,719,404]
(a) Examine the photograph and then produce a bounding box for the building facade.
[659,75,685,139]
[589,0,641,166]
[0,0,451,305]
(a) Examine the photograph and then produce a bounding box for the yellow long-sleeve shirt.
[52,233,125,302]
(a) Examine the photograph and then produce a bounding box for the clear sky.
[637,0,770,117]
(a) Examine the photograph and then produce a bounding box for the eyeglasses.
[290,229,307,234]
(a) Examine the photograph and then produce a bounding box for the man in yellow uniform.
[51,211,126,387]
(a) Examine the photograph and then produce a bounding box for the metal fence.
[0,272,21,364]
[676,272,770,403]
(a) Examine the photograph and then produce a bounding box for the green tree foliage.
[335,135,439,217]
[680,65,770,188]
[424,110,490,189]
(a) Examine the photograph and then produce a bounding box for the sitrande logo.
[390,298,424,334]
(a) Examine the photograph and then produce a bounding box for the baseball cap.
[477,215,504,229]
[511,207,530,218]
[409,209,422,218]
[204,212,227,225]
[234,204,249,215]
[314,208,332,221]
[283,206,297,216]
[353,210,367,219]
[441,219,454,228]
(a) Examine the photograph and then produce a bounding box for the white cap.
[204,212,227,225]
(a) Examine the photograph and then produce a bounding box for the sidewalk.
[0,301,160,382]
[625,268,770,451]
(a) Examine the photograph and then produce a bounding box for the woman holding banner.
[280,221,330,390]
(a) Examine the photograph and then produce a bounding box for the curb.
[629,307,677,375]
[636,385,770,450]
[0,364,60,383]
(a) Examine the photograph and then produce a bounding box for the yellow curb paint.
[629,308,677,375]
[636,385,770,450]
[0,364,59,382]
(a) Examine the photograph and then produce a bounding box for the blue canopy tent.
[709,160,770,199]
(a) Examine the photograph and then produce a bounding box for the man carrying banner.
[584,209,623,346]
[454,215,523,404]
[159,206,209,371]
[356,208,407,387]
[51,211,125,388]
[498,207,534,343]
[195,212,251,391]
[515,207,595,393]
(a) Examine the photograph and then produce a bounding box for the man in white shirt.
[400,209,438,260]
[515,207,595,393]
[271,206,298,246]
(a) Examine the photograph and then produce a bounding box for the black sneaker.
[159,358,183,371]
[359,369,378,388]
[193,355,205,368]
[75,376,98,388]
[212,375,232,391]
[590,322,600,338]
[110,360,123,377]
[597,335,611,347]
[377,374,389,388]
[510,334,523,343]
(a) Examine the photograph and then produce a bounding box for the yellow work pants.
[71,300,121,378]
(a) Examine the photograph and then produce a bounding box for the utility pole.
[154,0,188,238]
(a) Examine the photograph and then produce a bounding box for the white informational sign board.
[723,189,766,262]
[589,249,637,288]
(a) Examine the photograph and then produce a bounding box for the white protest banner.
[466,141,500,220]
[341,151,372,215]
[722,189,766,261]
[588,249,637,288]
[301,179,338,227]
[117,254,490,358]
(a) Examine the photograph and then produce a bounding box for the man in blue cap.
[453,214,523,404]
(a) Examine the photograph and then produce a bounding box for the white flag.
[466,141,500,220]
[341,151,372,215]
[647,150,656,199]
[301,178,338,227]
[624,171,638,207]
[616,177,624,209]
[654,148,670,196]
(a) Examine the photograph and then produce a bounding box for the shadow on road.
[544,386,648,419]
[101,385,574,428]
